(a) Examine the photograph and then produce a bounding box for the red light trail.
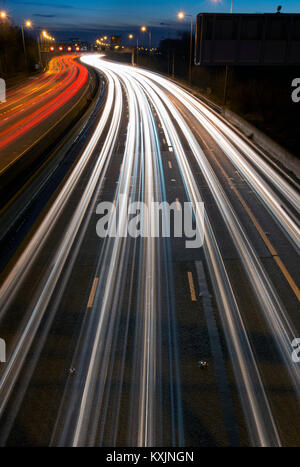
[0,55,88,153]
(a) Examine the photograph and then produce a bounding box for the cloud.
[14,2,75,9]
[32,13,56,17]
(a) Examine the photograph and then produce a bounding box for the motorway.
[0,55,88,167]
[0,54,299,446]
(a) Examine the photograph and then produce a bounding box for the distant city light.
[42,30,55,41]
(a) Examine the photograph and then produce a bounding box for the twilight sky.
[2,0,300,44]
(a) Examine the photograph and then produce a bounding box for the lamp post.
[141,26,151,51]
[231,0,233,13]
[40,30,55,69]
[178,12,193,83]
[128,34,136,65]
[28,24,42,70]
[21,20,32,71]
[0,11,8,75]
[36,33,42,68]
[129,33,140,65]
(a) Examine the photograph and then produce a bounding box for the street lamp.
[21,19,33,71]
[42,30,55,41]
[40,30,55,69]
[141,25,151,50]
[177,11,193,83]
[24,22,43,70]
[129,33,138,65]
[0,10,8,75]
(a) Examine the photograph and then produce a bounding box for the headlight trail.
[131,68,300,250]
[88,58,281,446]
[0,54,298,447]
[0,63,117,422]
[77,55,298,446]
[51,55,185,447]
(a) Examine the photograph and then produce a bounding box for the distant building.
[195,13,300,66]
[111,35,122,47]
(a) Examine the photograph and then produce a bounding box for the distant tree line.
[109,31,299,156]
[158,32,191,77]
[0,22,40,77]
[138,33,299,156]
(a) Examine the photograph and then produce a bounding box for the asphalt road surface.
[0,55,88,172]
[0,54,299,447]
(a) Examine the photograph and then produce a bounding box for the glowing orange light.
[0,58,89,152]
[67,46,72,51]
[50,46,54,51]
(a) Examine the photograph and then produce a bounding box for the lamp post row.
[1,9,195,81]
[128,26,152,66]
[1,6,236,83]
[177,3,233,84]
[0,12,55,71]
